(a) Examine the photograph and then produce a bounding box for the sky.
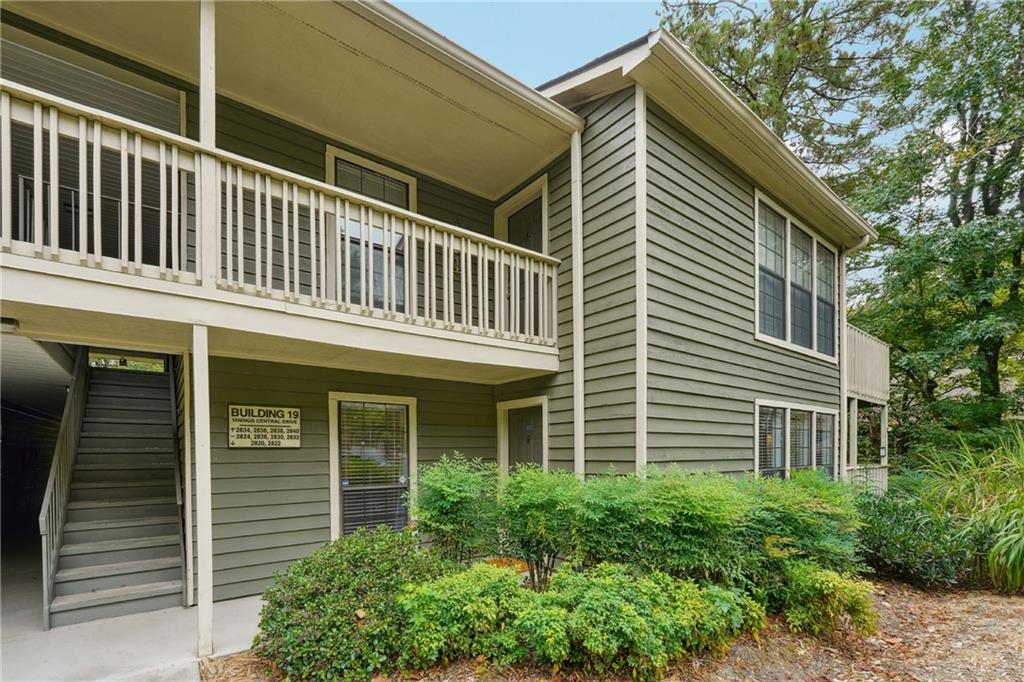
[393,1,661,88]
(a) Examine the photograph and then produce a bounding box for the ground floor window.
[756,400,837,479]
[330,393,417,537]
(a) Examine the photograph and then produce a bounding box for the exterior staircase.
[48,367,185,627]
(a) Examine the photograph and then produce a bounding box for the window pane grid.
[815,413,835,474]
[758,406,786,478]
[758,404,835,479]
[339,400,410,534]
[790,410,812,469]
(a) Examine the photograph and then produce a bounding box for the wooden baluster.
[171,147,180,274]
[403,219,411,318]
[235,166,244,287]
[315,189,323,303]
[281,181,290,297]
[343,200,352,307]
[118,128,128,266]
[48,107,58,255]
[33,103,43,254]
[77,117,87,262]
[410,222,419,319]
[291,184,299,300]
[308,190,318,301]
[481,244,489,331]
[133,134,142,269]
[92,121,101,261]
[443,232,451,326]
[382,212,390,314]
[334,197,343,306]
[158,142,167,274]
[224,163,233,285]
[389,215,398,317]
[426,227,435,322]
[264,175,272,291]
[360,205,369,309]
[254,172,262,291]
[0,92,10,249]
[466,237,474,327]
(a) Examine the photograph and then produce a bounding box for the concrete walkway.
[2,542,261,682]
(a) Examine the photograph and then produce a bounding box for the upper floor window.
[755,194,837,359]
[326,145,417,211]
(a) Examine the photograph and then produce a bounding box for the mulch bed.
[199,581,1024,682]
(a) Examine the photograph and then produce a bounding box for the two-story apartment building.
[0,0,890,671]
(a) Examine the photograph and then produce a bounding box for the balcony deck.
[846,323,889,405]
[0,81,560,383]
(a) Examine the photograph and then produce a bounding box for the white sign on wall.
[228,405,301,448]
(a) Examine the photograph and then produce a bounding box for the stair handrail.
[38,346,89,630]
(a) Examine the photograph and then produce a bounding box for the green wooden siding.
[580,88,637,475]
[495,151,574,471]
[188,357,497,601]
[645,100,840,473]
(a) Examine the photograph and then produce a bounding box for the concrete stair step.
[54,557,183,596]
[48,580,183,627]
[59,534,180,569]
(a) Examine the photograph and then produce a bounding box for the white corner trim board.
[634,86,648,477]
[570,130,585,478]
[496,395,549,473]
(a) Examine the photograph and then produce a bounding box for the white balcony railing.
[846,324,889,404]
[1,81,559,346]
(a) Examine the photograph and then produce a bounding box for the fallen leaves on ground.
[200,581,1024,682]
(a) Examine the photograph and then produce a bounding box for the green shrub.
[537,563,762,680]
[739,471,862,602]
[399,562,529,668]
[254,527,451,681]
[779,560,878,637]
[413,453,499,563]
[575,471,750,584]
[500,466,582,590]
[857,491,973,586]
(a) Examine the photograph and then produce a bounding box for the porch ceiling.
[4,1,580,200]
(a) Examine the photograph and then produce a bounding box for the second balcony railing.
[1,80,559,346]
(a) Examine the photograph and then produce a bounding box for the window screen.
[815,413,835,474]
[758,406,786,477]
[790,228,813,349]
[758,204,786,340]
[790,410,812,469]
[334,158,409,209]
[338,400,409,534]
[816,244,836,356]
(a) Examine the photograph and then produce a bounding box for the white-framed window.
[494,174,548,254]
[755,399,838,479]
[327,392,417,540]
[754,191,838,361]
[497,395,549,473]
[325,145,418,211]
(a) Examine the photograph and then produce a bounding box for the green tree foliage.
[659,0,918,184]
[850,0,1024,451]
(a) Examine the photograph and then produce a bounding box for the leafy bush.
[739,470,862,602]
[857,489,973,587]
[402,562,764,681]
[780,560,878,637]
[575,471,750,584]
[500,466,582,590]
[412,453,499,563]
[399,562,529,668]
[254,527,450,681]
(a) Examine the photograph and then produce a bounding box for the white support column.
[198,0,218,289]
[570,129,585,478]
[192,325,213,657]
[634,86,648,478]
[838,249,848,481]
[848,397,858,473]
[880,403,888,467]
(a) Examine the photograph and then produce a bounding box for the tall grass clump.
[921,427,1024,592]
